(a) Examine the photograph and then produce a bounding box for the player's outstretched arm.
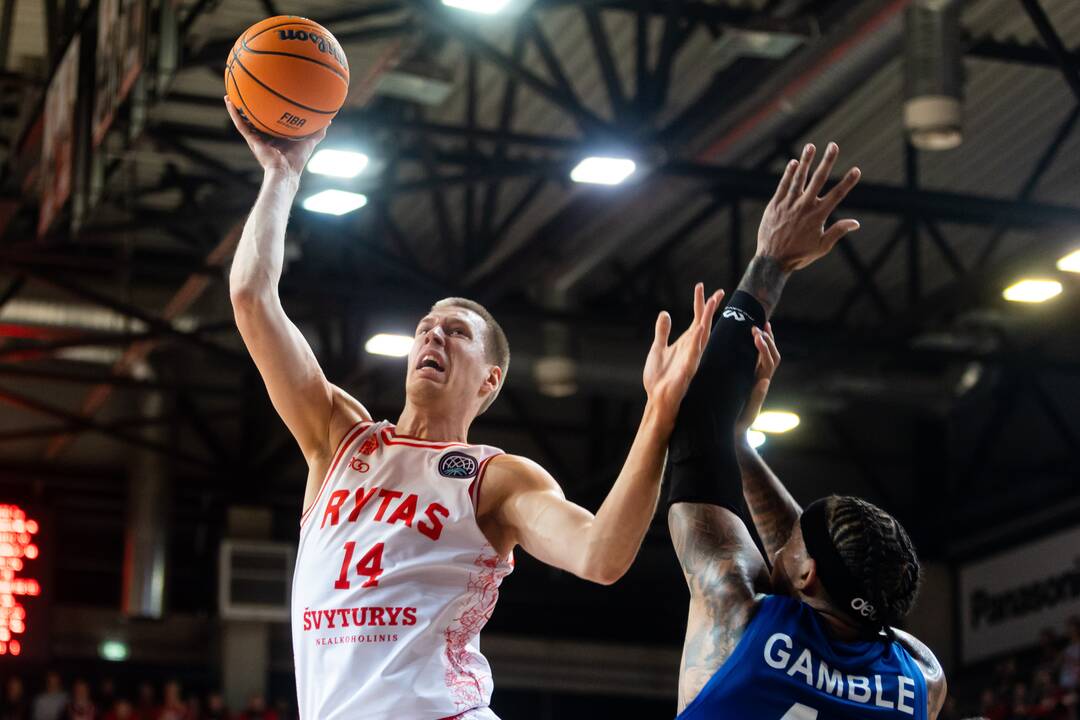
[225,99,370,488]
[732,325,802,562]
[488,284,723,585]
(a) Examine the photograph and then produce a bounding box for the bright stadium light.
[100,640,129,662]
[752,411,800,434]
[747,430,767,449]
[442,0,510,13]
[307,149,370,178]
[302,190,368,216]
[1057,249,1080,273]
[570,156,637,185]
[365,333,413,358]
[1002,278,1062,304]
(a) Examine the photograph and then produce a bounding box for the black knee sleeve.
[665,291,765,513]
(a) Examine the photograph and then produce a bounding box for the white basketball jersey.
[291,420,512,720]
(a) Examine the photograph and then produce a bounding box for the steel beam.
[583,6,627,120]
[1018,0,1080,102]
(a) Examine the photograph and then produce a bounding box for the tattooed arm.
[667,143,861,713]
[668,503,768,713]
[731,326,802,562]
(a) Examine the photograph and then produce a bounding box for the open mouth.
[416,354,446,374]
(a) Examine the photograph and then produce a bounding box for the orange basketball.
[225,16,349,139]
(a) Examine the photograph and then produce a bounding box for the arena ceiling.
[0,0,1075,623]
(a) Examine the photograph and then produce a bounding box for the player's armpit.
[668,503,769,711]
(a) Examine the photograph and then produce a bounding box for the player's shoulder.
[892,627,947,718]
[485,453,559,492]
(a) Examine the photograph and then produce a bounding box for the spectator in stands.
[1029,668,1067,720]
[133,685,155,720]
[980,687,1011,720]
[31,672,67,720]
[62,680,95,720]
[236,696,276,720]
[156,682,189,720]
[1062,617,1080,720]
[1,676,30,720]
[200,694,227,720]
[1041,629,1065,677]
[100,699,132,720]
[94,683,114,715]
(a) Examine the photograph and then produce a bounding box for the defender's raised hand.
[643,283,724,421]
[225,97,327,178]
[757,142,861,272]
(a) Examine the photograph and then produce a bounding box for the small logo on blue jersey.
[439,452,478,479]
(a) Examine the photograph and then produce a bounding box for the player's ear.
[484,365,501,392]
[794,555,816,591]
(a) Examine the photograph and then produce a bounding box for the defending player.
[666,142,947,719]
[224,99,724,720]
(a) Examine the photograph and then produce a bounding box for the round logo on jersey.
[439,452,478,479]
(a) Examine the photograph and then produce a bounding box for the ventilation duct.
[904,0,964,150]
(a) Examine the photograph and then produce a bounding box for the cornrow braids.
[826,496,922,637]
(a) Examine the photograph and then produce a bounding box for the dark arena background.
[0,0,1075,717]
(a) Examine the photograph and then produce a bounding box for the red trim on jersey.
[299,421,372,528]
[381,426,471,449]
[470,454,500,513]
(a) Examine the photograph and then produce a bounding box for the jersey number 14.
[334,541,385,589]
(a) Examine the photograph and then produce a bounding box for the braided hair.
[825,496,921,636]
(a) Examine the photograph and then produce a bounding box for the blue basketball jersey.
[677,595,928,720]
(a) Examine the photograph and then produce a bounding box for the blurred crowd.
[0,673,289,720]
[946,615,1080,720]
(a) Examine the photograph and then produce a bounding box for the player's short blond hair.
[431,297,509,414]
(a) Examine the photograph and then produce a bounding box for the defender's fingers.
[821,166,861,213]
[653,311,672,350]
[807,142,839,198]
[773,159,799,204]
[789,143,815,199]
[692,282,705,324]
[760,329,781,368]
[822,219,861,252]
[701,289,724,329]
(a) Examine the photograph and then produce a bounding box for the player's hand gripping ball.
[225,16,350,139]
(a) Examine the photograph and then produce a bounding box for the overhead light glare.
[747,430,767,449]
[570,156,636,185]
[752,411,800,434]
[302,190,368,216]
[1056,249,1080,274]
[307,149,370,178]
[442,0,510,13]
[365,333,413,358]
[100,640,129,662]
[1002,278,1062,304]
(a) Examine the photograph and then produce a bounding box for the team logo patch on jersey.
[439,452,478,479]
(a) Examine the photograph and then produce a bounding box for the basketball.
[224,16,349,140]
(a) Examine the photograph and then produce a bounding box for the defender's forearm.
[230,170,300,296]
[736,255,790,319]
[582,401,674,584]
[735,440,801,562]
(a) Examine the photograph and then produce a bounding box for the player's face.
[406,307,496,411]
